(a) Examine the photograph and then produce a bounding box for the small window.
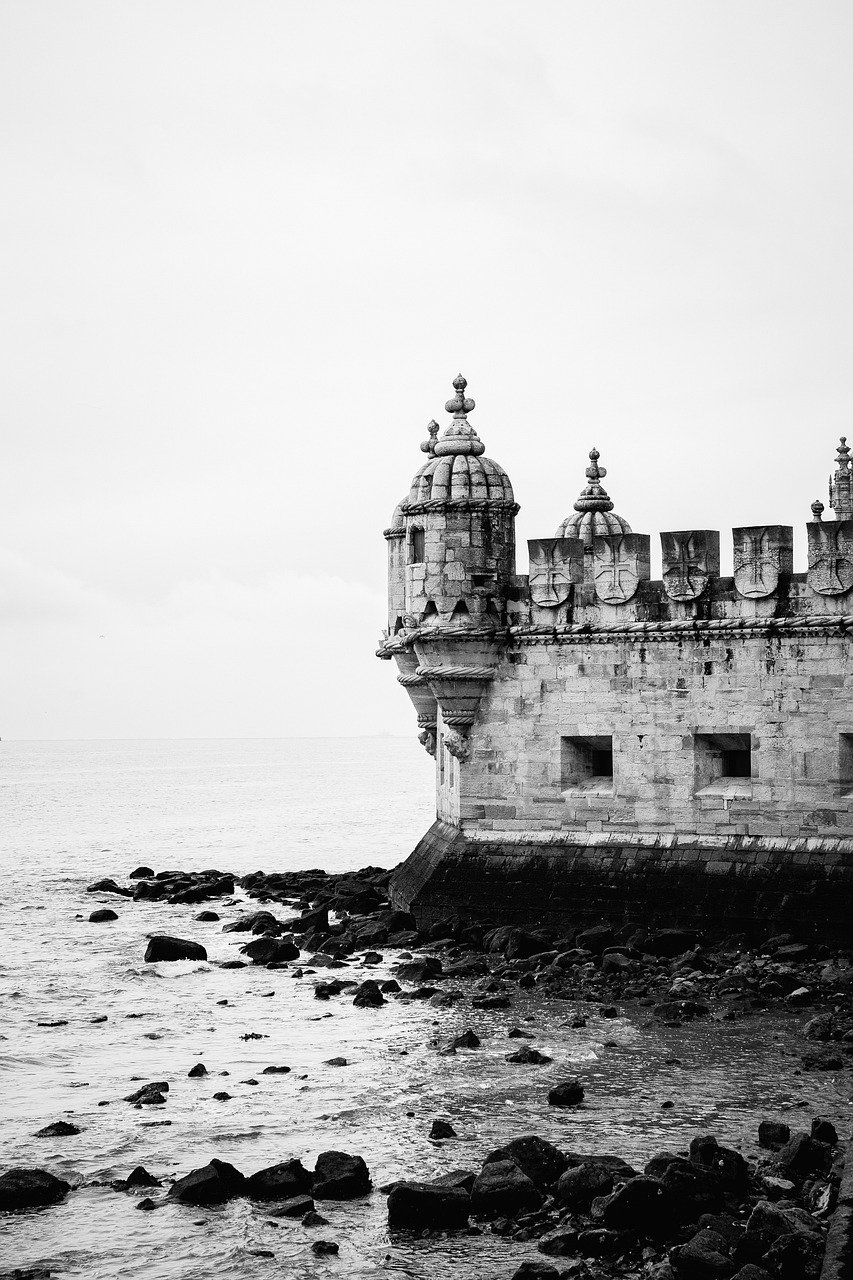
[840,734,853,796]
[409,527,425,564]
[471,574,486,587]
[695,732,752,792]
[561,735,614,793]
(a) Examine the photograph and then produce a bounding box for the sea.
[0,737,849,1279]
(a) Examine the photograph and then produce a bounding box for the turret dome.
[556,448,631,546]
[404,375,515,507]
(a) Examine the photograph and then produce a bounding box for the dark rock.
[548,1078,585,1106]
[195,911,219,922]
[653,1001,710,1021]
[576,924,613,954]
[144,936,206,963]
[168,1159,245,1205]
[649,1155,725,1219]
[34,1121,81,1137]
[0,1167,71,1210]
[268,1194,315,1218]
[758,1121,790,1149]
[556,1162,615,1208]
[645,928,698,957]
[302,1210,329,1226]
[261,1065,291,1075]
[136,1197,157,1211]
[536,1226,580,1255]
[387,1181,470,1231]
[484,1136,568,1190]
[429,1119,456,1139]
[125,1166,160,1188]
[239,937,299,965]
[689,1135,749,1193]
[728,1268,771,1280]
[125,1082,168,1105]
[601,1175,673,1234]
[670,1227,733,1277]
[801,1046,844,1070]
[87,878,132,897]
[510,1265,563,1280]
[775,1133,832,1179]
[381,979,401,993]
[396,958,443,983]
[312,1151,371,1199]
[577,1228,625,1256]
[247,1159,313,1201]
[430,1169,476,1192]
[810,1117,838,1146]
[471,994,510,1009]
[311,1240,339,1255]
[760,1232,823,1279]
[505,1045,552,1065]
[222,911,281,934]
[325,1056,348,1067]
[89,908,118,922]
[352,980,385,1008]
[130,866,155,878]
[470,1159,543,1217]
[213,1092,231,1101]
[187,1063,207,1078]
[451,1029,481,1049]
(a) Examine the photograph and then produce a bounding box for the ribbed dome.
[556,447,631,547]
[408,453,514,504]
[403,374,515,506]
[557,508,632,543]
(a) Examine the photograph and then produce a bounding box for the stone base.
[389,821,853,944]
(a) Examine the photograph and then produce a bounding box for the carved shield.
[661,530,721,602]
[733,526,793,599]
[592,533,650,605]
[807,520,853,596]
[527,538,583,608]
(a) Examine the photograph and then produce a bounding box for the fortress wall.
[457,630,853,842]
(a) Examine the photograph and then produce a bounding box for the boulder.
[187,1063,207,1078]
[689,1135,749,1194]
[246,1159,313,1202]
[649,1155,725,1220]
[352,980,385,1008]
[644,928,698,957]
[451,1029,481,1049]
[774,1133,832,1180]
[601,1175,674,1234]
[537,1226,580,1255]
[125,1166,160,1188]
[669,1227,733,1277]
[34,1121,81,1137]
[144,936,206,963]
[129,866,155,878]
[268,1194,315,1218]
[429,1119,456,1139]
[745,1201,822,1243]
[312,1151,371,1199]
[89,908,118,922]
[87,878,132,897]
[810,1117,838,1146]
[386,1181,470,1230]
[470,1159,543,1217]
[556,1162,615,1208]
[511,1264,563,1280]
[0,1167,71,1210]
[168,1158,245,1205]
[239,937,299,964]
[548,1078,585,1106]
[758,1121,790,1150]
[484,1136,568,1190]
[576,924,613,954]
[222,911,281,934]
[505,1045,552,1065]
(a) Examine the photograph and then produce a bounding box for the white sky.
[2,1,852,738]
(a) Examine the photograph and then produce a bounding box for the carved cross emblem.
[661,531,719,602]
[592,535,642,604]
[734,530,777,599]
[807,521,853,596]
[527,538,582,608]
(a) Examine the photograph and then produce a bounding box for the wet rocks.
[312,1151,371,1200]
[485,1136,568,1191]
[450,1029,481,1049]
[311,1241,339,1256]
[187,1063,207,1077]
[86,878,132,897]
[352,980,385,1008]
[239,937,299,965]
[268,1194,315,1218]
[125,1082,168,1105]
[505,1045,552,1065]
[0,1167,71,1210]
[246,1159,313,1202]
[470,1160,543,1217]
[222,911,281,934]
[195,910,219,922]
[124,1166,160,1188]
[89,908,118,922]
[261,1065,291,1075]
[548,1078,585,1106]
[387,1180,470,1231]
[143,935,206,963]
[34,1121,81,1137]
[429,1119,456,1139]
[168,1158,245,1205]
[774,1132,832,1180]
[601,1175,673,1234]
[129,866,154,879]
[758,1121,790,1149]
[556,1162,615,1209]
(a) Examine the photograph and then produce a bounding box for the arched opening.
[450,599,470,621]
[421,600,438,622]
[408,526,425,564]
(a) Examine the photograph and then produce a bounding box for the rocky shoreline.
[3,862,852,1280]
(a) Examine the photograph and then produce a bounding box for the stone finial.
[433,373,485,457]
[445,374,476,418]
[811,499,825,522]
[420,419,440,455]
[573,448,615,514]
[830,436,853,520]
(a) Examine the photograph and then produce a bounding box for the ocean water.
[0,738,849,1279]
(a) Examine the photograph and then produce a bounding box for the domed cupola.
[407,376,515,506]
[556,448,632,546]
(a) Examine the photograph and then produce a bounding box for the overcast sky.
[2,1,852,739]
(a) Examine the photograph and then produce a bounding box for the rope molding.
[396,673,428,687]
[416,664,497,681]
[512,614,853,644]
[400,498,520,517]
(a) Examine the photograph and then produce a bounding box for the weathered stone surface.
[312,1151,371,1200]
[484,1136,568,1190]
[245,1159,312,1201]
[168,1159,245,1205]
[144,936,206,963]
[386,1181,470,1230]
[0,1167,71,1210]
[470,1160,543,1217]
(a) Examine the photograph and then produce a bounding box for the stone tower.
[382,374,518,758]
